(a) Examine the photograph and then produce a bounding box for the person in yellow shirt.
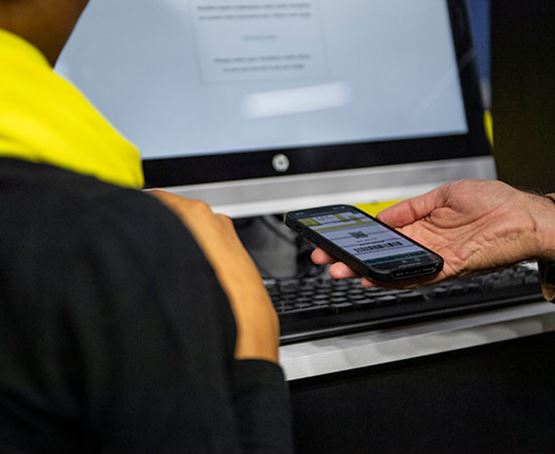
[0,1,291,452]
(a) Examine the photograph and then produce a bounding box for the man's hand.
[150,190,279,363]
[312,180,555,287]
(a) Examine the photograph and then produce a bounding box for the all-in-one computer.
[57,0,543,342]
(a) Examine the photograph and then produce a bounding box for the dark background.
[491,0,554,194]
[291,332,555,453]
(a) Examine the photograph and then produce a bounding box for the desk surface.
[280,301,555,381]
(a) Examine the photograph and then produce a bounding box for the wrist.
[533,193,555,261]
[235,320,279,363]
[235,335,279,364]
[233,297,280,364]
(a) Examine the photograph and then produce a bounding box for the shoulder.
[1,160,220,298]
[2,160,233,326]
[26,162,208,266]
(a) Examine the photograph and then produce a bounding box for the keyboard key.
[375,295,398,305]
[349,294,367,301]
[449,284,466,295]
[353,298,377,308]
[466,283,482,293]
[330,302,355,313]
[314,294,329,301]
[331,291,347,298]
[432,288,449,298]
[279,305,332,320]
[331,297,348,304]
[398,292,426,303]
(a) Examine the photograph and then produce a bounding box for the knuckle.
[148,189,167,200]
[219,215,233,226]
[191,200,212,213]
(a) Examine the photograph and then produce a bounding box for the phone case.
[284,205,443,283]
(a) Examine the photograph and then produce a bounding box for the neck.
[0,0,88,66]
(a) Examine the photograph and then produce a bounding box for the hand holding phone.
[284,204,443,283]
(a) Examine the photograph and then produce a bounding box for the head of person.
[0,0,89,65]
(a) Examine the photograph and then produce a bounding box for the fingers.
[311,248,335,265]
[147,188,178,202]
[328,262,359,279]
[376,200,417,227]
[312,248,370,284]
[360,278,377,288]
[150,190,211,216]
[149,191,234,238]
[377,184,449,228]
[312,248,362,279]
[149,189,198,217]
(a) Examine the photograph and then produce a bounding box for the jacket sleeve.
[231,360,293,454]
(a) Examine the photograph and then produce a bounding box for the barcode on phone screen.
[349,231,368,239]
[353,241,403,254]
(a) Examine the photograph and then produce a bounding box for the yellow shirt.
[0,28,144,189]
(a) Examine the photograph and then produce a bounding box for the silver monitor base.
[162,156,496,217]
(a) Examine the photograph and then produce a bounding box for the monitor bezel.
[143,0,490,189]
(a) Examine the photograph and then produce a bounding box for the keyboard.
[266,265,545,344]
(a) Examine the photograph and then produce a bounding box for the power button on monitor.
[272,154,290,173]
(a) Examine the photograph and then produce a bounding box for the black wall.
[492,1,555,194]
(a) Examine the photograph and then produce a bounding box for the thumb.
[377,185,448,227]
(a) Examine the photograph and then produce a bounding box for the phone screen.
[297,207,438,270]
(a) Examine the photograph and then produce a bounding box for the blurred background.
[466,0,490,108]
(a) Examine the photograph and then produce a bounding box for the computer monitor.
[57,0,493,217]
[491,0,554,194]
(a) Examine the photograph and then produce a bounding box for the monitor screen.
[57,0,491,210]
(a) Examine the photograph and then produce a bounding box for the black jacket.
[0,158,292,453]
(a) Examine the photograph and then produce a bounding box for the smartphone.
[284,204,443,283]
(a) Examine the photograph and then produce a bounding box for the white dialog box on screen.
[192,0,329,83]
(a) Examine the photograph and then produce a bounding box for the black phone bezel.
[284,204,444,283]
